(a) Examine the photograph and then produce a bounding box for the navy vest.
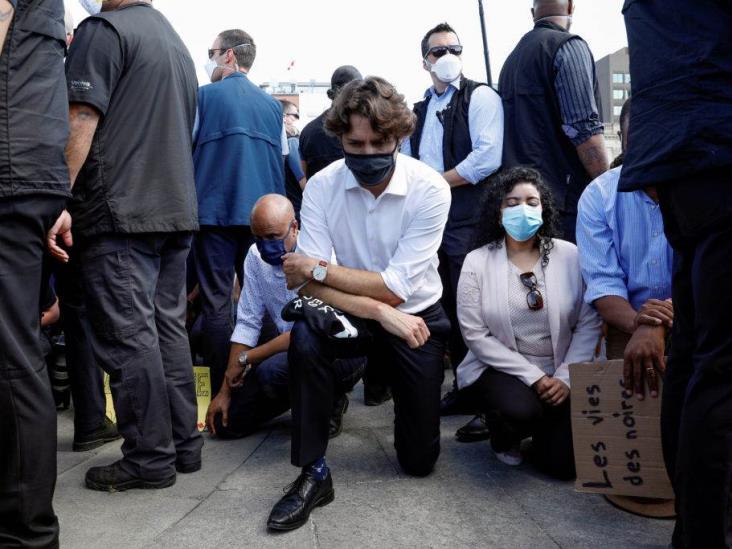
[411,77,489,230]
[619,0,732,191]
[499,22,601,214]
[193,72,285,226]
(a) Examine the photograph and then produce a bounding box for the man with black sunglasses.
[402,22,504,421]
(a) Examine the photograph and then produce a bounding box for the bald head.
[250,194,296,237]
[532,0,573,29]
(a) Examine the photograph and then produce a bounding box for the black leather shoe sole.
[85,473,176,493]
[176,460,202,474]
[73,433,122,452]
[266,489,335,531]
[455,429,491,443]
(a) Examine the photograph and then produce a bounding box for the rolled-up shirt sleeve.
[380,181,451,301]
[297,177,334,262]
[231,249,265,347]
[454,86,504,184]
[576,184,630,305]
[554,38,604,146]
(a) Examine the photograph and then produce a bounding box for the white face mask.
[80,0,102,15]
[430,54,463,83]
[204,58,221,82]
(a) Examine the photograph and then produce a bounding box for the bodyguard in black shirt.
[48,0,203,492]
[0,0,69,546]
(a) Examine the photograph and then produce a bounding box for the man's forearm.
[576,133,610,180]
[66,103,101,188]
[323,263,402,307]
[442,169,470,188]
[0,0,14,57]
[594,295,636,334]
[301,280,387,322]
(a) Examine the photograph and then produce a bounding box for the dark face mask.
[256,238,289,266]
[343,145,398,187]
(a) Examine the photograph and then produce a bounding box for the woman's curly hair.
[325,76,416,141]
[473,167,562,267]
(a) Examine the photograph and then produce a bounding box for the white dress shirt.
[401,77,503,183]
[297,154,452,314]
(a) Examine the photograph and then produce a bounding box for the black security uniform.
[0,0,69,546]
[65,3,202,481]
[621,2,732,547]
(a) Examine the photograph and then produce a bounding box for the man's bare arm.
[0,0,14,57]
[594,296,637,334]
[576,133,610,180]
[442,169,470,189]
[66,102,101,188]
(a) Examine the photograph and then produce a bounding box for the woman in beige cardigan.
[455,167,601,479]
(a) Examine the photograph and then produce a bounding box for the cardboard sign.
[570,360,673,499]
[104,366,212,432]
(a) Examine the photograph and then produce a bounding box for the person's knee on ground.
[396,441,440,477]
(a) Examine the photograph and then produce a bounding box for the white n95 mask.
[431,54,463,83]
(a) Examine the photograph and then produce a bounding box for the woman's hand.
[533,376,570,406]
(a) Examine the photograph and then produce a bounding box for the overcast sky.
[67,0,628,104]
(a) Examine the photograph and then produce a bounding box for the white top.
[507,261,554,375]
[297,154,452,314]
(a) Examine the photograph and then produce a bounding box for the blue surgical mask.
[80,0,102,15]
[256,238,293,266]
[502,204,544,242]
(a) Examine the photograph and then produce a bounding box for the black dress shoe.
[73,417,121,452]
[328,394,349,439]
[267,470,334,531]
[85,461,176,492]
[364,383,392,406]
[439,389,472,416]
[455,414,490,443]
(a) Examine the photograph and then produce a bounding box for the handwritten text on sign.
[569,360,673,499]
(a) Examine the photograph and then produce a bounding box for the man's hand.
[374,303,430,349]
[534,376,570,407]
[224,361,251,389]
[634,298,673,330]
[623,324,666,400]
[47,210,73,263]
[282,252,318,290]
[205,391,231,436]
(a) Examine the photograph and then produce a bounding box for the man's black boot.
[85,461,176,492]
[455,414,490,442]
[73,417,121,452]
[267,470,334,531]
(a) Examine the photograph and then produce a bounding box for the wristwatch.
[312,260,328,283]
[237,351,249,367]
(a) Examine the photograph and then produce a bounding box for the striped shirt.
[576,167,673,310]
[554,38,604,146]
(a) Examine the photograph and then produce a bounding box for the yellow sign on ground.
[104,366,212,432]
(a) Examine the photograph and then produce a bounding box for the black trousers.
[0,195,65,549]
[194,226,254,394]
[78,233,203,480]
[464,368,575,480]
[54,252,106,437]
[214,351,365,439]
[657,175,732,549]
[288,302,450,476]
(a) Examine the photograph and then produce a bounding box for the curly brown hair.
[325,76,416,141]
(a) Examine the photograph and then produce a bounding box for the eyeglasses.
[519,272,544,311]
[208,43,252,59]
[284,112,300,120]
[426,45,463,59]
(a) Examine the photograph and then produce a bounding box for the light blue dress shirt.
[401,78,503,184]
[231,244,295,347]
[576,167,673,310]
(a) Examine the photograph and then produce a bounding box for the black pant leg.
[531,400,575,480]
[0,196,65,549]
[386,303,449,477]
[195,227,238,395]
[437,248,468,377]
[216,352,292,439]
[155,233,203,467]
[466,368,543,451]
[55,253,106,436]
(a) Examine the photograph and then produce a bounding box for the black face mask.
[343,145,397,187]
